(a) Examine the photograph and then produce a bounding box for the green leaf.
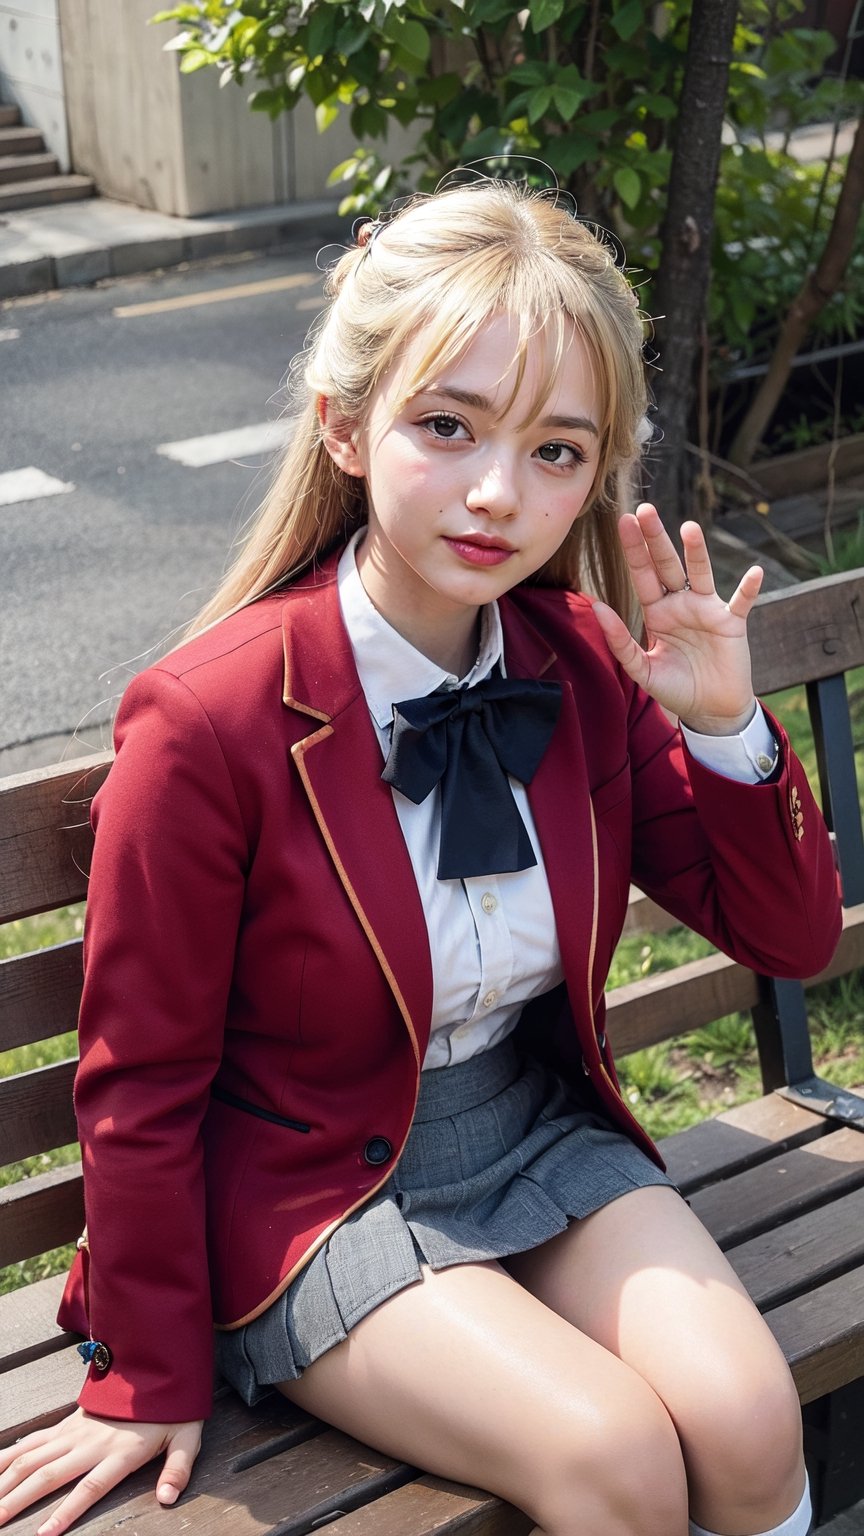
[528,85,553,124]
[398,17,431,61]
[638,92,677,119]
[551,85,584,120]
[611,0,644,42]
[529,0,565,31]
[335,14,372,56]
[315,99,341,131]
[306,5,337,60]
[508,61,548,86]
[179,46,213,73]
[613,165,641,208]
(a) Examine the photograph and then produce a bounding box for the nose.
[465,452,518,519]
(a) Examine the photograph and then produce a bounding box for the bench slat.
[0,1061,78,1165]
[607,903,864,1057]
[321,1476,532,1535]
[607,952,758,1055]
[748,569,864,694]
[691,1126,864,1248]
[659,1091,830,1193]
[6,1426,410,1536]
[727,1185,864,1311]
[0,1272,72,1375]
[0,1163,83,1268]
[0,1343,83,1448]
[766,1267,864,1405]
[0,757,110,923]
[0,943,83,1052]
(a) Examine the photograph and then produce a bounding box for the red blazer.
[58,552,842,1423]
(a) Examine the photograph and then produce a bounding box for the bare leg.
[504,1187,806,1536]
[279,1258,689,1536]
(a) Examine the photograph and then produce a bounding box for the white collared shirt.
[336,532,776,1069]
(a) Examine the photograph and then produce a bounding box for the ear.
[319,401,365,479]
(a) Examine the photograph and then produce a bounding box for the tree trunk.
[649,0,739,529]
[727,113,864,468]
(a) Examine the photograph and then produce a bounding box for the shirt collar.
[337,529,505,730]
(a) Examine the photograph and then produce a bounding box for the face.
[323,313,602,667]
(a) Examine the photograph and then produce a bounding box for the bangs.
[388,294,592,433]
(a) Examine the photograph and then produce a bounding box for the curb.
[0,197,345,300]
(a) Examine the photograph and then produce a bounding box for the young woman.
[0,179,840,1536]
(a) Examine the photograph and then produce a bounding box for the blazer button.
[364,1137,393,1166]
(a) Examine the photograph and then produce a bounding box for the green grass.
[1,676,862,1289]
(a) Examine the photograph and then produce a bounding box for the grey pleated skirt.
[215,1035,675,1405]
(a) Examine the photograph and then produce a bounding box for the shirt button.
[453,1024,470,1040]
[756,753,774,773]
[482,989,498,1008]
[481,893,497,915]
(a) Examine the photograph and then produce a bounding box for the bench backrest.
[1,569,863,1284]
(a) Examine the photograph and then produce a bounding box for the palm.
[592,506,761,734]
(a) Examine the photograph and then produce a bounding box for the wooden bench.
[2,567,863,1535]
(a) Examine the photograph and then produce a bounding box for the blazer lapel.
[282,568,433,1068]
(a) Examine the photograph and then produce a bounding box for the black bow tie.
[381,674,562,880]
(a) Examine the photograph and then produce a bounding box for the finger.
[156,1422,202,1506]
[0,1450,86,1527]
[35,1455,139,1536]
[634,503,688,593]
[616,512,666,607]
[0,1439,73,1504]
[592,601,651,690]
[727,564,764,622]
[680,521,716,596]
[0,1428,58,1476]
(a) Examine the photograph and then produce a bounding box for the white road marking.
[0,328,21,341]
[157,419,293,469]
[114,272,319,319]
[0,467,75,506]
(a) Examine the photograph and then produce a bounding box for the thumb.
[157,1422,202,1506]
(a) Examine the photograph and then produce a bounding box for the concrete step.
[0,105,21,128]
[0,152,59,185]
[0,125,43,155]
[0,174,95,212]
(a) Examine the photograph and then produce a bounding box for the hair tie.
[353,217,382,250]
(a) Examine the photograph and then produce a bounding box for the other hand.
[0,1408,203,1535]
[592,504,762,733]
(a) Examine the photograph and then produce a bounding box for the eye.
[536,441,588,467]
[421,413,469,441]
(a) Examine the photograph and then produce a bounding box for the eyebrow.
[423,385,599,436]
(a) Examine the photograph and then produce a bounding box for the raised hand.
[0,1409,203,1535]
[592,504,763,734]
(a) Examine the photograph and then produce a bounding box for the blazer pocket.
[210,1085,311,1133]
[590,760,631,820]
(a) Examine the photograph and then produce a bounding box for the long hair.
[186,180,649,637]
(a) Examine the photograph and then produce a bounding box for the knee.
[689,1349,804,1517]
[534,1381,688,1536]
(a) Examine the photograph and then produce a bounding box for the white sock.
[688,1475,811,1536]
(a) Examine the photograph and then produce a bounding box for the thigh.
[503,1188,804,1523]
[279,1258,688,1536]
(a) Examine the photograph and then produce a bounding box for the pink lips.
[444,535,515,567]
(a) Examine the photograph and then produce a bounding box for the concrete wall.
[0,0,69,170]
[56,0,388,216]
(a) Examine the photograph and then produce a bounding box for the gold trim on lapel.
[292,726,424,1071]
[280,567,434,1069]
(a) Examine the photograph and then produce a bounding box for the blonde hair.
[187,179,649,636]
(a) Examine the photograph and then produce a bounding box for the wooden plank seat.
[1,569,863,1532]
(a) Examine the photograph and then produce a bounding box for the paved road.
[1,245,327,770]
